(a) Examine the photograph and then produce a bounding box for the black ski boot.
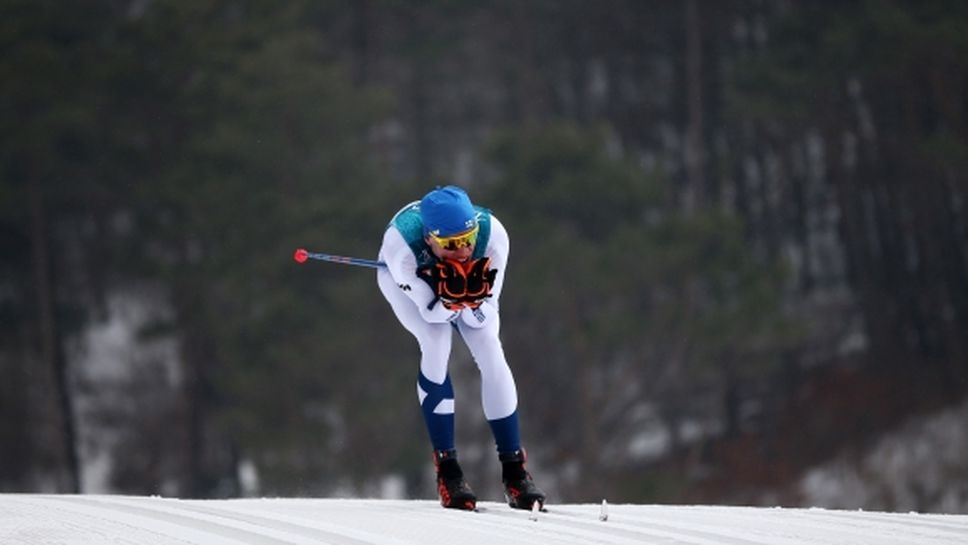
[499,449,546,510]
[433,449,477,510]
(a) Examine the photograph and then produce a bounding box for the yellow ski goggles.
[428,224,480,250]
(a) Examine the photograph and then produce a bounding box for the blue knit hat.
[420,185,477,237]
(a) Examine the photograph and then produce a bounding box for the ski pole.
[293,248,386,269]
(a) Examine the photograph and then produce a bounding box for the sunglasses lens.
[433,224,479,250]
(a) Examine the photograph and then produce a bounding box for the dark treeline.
[1,0,966,510]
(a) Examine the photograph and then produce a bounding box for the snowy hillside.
[800,398,968,513]
[3,495,968,545]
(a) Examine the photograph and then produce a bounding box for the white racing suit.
[376,202,520,453]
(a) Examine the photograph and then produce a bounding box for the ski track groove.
[170,501,404,545]
[794,507,968,534]
[465,505,657,545]
[305,500,608,545]
[4,496,199,545]
[3,495,968,545]
[452,503,762,545]
[62,495,385,545]
[619,505,968,545]
[648,506,937,545]
[46,496,299,545]
[208,499,538,545]
[533,507,779,545]
[0,497,133,545]
[671,504,968,544]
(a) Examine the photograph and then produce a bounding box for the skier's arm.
[482,215,509,304]
[458,216,509,329]
[381,227,460,323]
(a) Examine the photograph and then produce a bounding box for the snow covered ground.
[2,495,967,545]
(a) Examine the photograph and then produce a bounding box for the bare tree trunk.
[183,337,205,498]
[569,297,602,499]
[722,358,741,439]
[28,181,80,493]
[173,284,213,498]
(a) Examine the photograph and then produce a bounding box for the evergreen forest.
[2,0,967,511]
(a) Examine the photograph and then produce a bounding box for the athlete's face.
[426,235,474,262]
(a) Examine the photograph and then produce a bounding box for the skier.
[377,185,546,511]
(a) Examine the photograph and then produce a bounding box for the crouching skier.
[376,185,546,511]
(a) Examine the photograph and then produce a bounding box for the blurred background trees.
[1,0,966,512]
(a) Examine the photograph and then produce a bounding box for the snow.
[2,495,967,545]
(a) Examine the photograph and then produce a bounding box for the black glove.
[463,257,497,300]
[418,260,468,308]
[419,258,498,310]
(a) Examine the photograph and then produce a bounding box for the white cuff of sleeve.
[460,301,495,329]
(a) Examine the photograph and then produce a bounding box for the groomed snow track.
[2,495,967,545]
